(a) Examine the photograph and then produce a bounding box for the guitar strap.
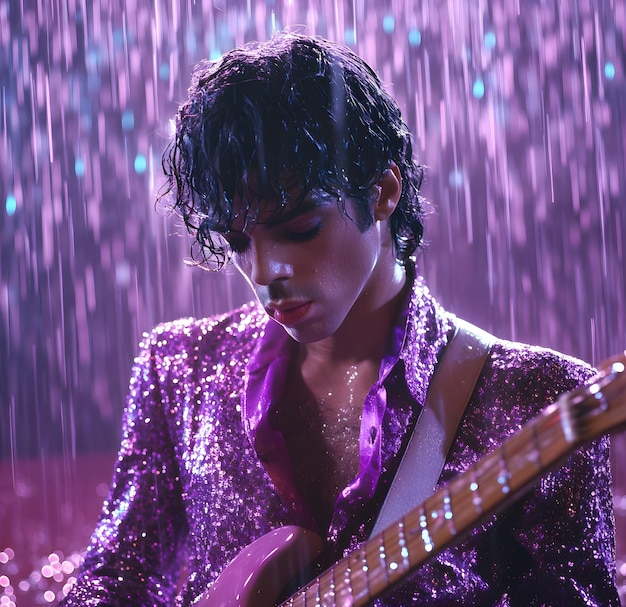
[370,318,495,536]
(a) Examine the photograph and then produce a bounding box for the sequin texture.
[60,278,619,606]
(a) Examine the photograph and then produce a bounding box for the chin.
[283,322,335,344]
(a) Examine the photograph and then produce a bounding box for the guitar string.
[355,404,567,598]
[283,402,570,606]
[282,370,626,606]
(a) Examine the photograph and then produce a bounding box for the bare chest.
[278,367,377,528]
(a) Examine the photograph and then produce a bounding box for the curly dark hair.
[161,32,425,270]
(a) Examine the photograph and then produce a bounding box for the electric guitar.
[197,354,626,607]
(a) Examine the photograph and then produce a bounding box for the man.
[60,34,619,606]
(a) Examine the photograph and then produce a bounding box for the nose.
[245,239,293,286]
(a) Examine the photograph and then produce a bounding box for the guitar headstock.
[559,352,626,443]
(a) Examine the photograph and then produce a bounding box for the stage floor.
[0,453,115,607]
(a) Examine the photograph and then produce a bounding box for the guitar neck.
[279,399,576,607]
[196,357,624,607]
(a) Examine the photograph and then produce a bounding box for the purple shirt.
[60,277,619,606]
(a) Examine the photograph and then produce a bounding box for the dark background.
[1,0,625,604]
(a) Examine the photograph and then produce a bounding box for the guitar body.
[195,526,323,607]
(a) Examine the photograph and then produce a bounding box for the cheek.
[318,233,376,294]
[336,227,379,271]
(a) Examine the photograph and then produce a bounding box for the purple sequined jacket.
[60,278,618,606]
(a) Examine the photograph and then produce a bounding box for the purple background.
[1,0,624,604]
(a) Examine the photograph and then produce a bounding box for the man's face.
[222,192,394,344]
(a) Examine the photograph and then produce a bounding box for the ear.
[373,163,402,221]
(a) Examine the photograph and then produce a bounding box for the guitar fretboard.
[280,399,573,607]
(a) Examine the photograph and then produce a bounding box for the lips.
[268,301,312,325]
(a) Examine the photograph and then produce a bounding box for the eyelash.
[223,221,323,255]
[284,222,323,242]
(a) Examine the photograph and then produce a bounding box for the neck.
[301,262,408,367]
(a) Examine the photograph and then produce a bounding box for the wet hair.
[161,32,425,270]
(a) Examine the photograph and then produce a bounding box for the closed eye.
[284,222,323,242]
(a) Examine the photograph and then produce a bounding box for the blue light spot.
[159,63,170,80]
[86,48,103,69]
[112,28,125,48]
[604,62,616,80]
[186,31,197,55]
[344,28,357,45]
[134,154,147,174]
[408,28,422,47]
[448,169,464,188]
[484,31,496,49]
[6,193,17,216]
[121,110,135,131]
[75,158,85,177]
[209,48,222,61]
[382,15,395,34]
[472,78,485,99]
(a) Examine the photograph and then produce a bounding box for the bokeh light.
[1,0,624,605]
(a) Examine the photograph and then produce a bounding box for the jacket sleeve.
[59,332,188,606]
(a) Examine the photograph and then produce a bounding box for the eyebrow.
[263,199,328,228]
[210,192,335,235]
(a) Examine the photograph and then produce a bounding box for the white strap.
[370,319,494,536]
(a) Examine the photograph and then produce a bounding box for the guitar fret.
[377,532,390,582]
[419,505,435,552]
[344,548,372,604]
[442,488,456,534]
[530,422,543,470]
[329,560,352,607]
[398,521,410,569]
[384,523,404,574]
[470,468,482,514]
[325,563,336,605]
[301,575,322,606]
[496,444,511,494]
[343,564,353,604]
[361,550,371,598]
